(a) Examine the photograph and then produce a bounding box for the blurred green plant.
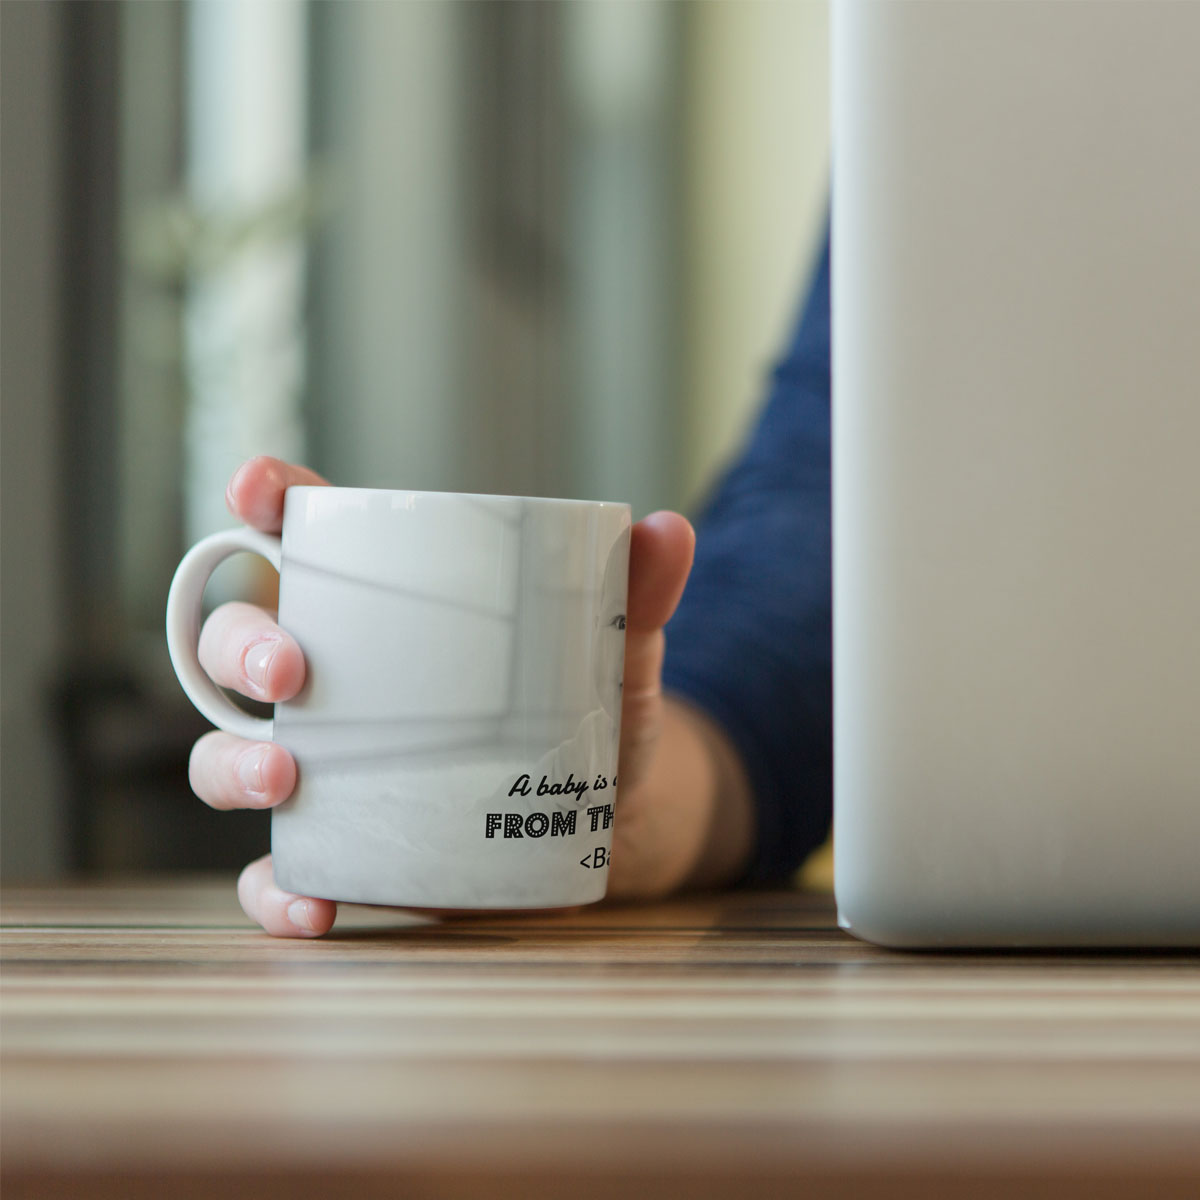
[129,161,339,286]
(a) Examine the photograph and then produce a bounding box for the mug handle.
[165,527,283,742]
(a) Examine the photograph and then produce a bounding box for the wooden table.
[3,879,1198,1199]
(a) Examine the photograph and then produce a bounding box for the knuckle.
[187,731,222,799]
[237,855,270,912]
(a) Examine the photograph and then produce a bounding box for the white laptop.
[832,0,1199,946]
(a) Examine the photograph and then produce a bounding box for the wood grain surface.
[3,878,1199,1199]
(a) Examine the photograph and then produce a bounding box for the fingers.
[237,854,337,938]
[627,511,695,632]
[226,456,329,534]
[191,601,304,810]
[217,458,334,938]
[189,731,296,811]
[197,601,306,703]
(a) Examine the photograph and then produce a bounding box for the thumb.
[617,511,694,792]
[627,511,695,633]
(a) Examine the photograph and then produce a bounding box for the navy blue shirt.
[662,231,833,886]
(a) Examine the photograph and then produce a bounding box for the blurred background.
[1,0,829,882]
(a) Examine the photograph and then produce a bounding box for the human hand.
[189,456,728,936]
[186,456,336,936]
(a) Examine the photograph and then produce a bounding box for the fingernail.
[237,745,268,797]
[244,637,280,696]
[287,898,315,932]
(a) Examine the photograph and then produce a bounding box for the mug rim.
[285,485,630,512]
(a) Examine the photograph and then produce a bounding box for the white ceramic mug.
[166,486,631,909]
